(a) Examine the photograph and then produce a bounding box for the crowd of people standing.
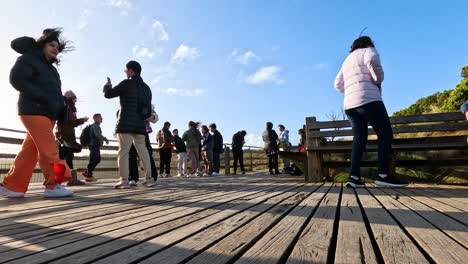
[6,27,462,199]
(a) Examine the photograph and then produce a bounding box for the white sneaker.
[203,173,212,177]
[160,173,166,178]
[0,184,25,198]
[128,180,137,187]
[186,173,197,178]
[44,184,73,198]
[114,180,130,189]
[176,174,183,177]
[141,178,157,187]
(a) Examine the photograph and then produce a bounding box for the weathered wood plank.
[233,184,332,264]
[45,183,302,264]
[308,112,465,130]
[187,184,324,264]
[355,188,429,264]
[286,185,341,264]
[380,188,468,247]
[0,180,281,253]
[0,188,218,246]
[335,187,378,264]
[310,142,468,151]
[310,122,468,138]
[100,184,321,264]
[393,188,468,226]
[368,187,468,263]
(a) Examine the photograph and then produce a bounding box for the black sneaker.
[346,177,366,188]
[375,176,408,187]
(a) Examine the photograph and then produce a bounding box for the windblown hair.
[350,36,374,53]
[188,121,201,129]
[36,28,73,64]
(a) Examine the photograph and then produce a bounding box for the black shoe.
[375,176,408,187]
[241,171,245,175]
[346,177,366,188]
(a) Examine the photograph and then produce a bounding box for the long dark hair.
[36,28,73,64]
[350,36,374,53]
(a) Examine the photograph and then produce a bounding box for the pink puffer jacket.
[335,47,384,110]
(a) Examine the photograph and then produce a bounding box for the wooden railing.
[0,128,268,182]
[281,112,468,182]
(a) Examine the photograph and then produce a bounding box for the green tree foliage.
[441,79,468,111]
[393,66,468,116]
[392,90,451,116]
[462,65,468,79]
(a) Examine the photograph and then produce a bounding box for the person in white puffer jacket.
[335,36,407,188]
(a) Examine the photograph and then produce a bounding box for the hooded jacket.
[55,98,86,149]
[104,75,151,134]
[9,37,66,120]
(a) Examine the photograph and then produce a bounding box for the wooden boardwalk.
[0,173,467,264]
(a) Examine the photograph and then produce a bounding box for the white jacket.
[335,47,384,110]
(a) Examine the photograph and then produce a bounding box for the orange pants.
[1,115,71,193]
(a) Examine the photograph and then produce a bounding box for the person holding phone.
[103,61,154,189]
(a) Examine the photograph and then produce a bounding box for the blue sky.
[1,0,467,146]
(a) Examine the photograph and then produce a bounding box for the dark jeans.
[159,148,172,175]
[232,149,244,173]
[58,145,74,169]
[345,101,393,178]
[129,134,158,182]
[268,153,279,174]
[87,145,101,176]
[213,151,221,173]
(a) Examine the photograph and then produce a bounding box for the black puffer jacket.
[212,130,223,153]
[232,132,245,151]
[9,37,66,120]
[103,75,151,134]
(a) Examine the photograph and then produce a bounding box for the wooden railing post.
[249,148,253,172]
[306,117,323,182]
[224,146,230,175]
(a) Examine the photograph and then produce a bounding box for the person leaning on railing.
[0,28,74,198]
[461,100,468,121]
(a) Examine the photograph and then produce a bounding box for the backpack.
[79,125,93,146]
[137,81,152,120]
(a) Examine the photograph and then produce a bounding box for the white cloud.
[246,66,284,85]
[171,44,200,65]
[77,9,92,31]
[235,51,260,65]
[105,0,132,14]
[132,45,160,59]
[151,21,169,42]
[244,134,264,147]
[158,88,205,97]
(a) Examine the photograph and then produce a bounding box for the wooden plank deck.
[0,173,467,264]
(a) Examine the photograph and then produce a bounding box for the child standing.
[82,113,108,182]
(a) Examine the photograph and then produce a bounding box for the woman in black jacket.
[0,28,74,198]
[262,122,280,175]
